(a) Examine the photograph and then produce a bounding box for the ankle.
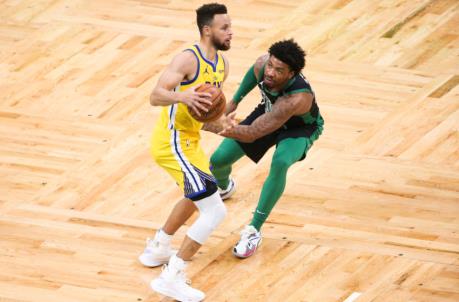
[248,224,261,233]
[168,254,187,271]
[155,228,172,245]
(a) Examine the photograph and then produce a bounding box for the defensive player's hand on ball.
[180,86,212,117]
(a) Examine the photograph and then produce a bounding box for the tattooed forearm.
[222,125,257,142]
[220,93,312,142]
[225,98,293,142]
[202,120,224,134]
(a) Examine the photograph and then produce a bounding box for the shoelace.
[146,238,158,248]
[240,227,256,241]
[177,270,192,285]
[161,265,192,285]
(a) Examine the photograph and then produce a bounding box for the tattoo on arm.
[223,93,312,142]
[202,121,224,134]
[226,96,297,142]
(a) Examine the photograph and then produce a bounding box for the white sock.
[155,228,172,245]
[168,254,186,271]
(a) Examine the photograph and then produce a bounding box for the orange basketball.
[188,83,226,123]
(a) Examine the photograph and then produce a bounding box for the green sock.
[210,138,245,189]
[250,137,310,231]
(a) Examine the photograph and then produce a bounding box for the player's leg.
[151,134,227,301]
[162,198,197,235]
[152,184,226,302]
[139,197,197,267]
[233,137,309,258]
[252,137,309,229]
[210,138,245,199]
[140,135,193,268]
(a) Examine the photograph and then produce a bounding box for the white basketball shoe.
[138,229,176,267]
[233,225,262,258]
[151,255,205,302]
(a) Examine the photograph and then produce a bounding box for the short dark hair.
[196,3,227,35]
[268,39,306,74]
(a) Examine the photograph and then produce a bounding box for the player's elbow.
[149,88,160,106]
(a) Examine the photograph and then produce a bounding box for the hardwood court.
[1,0,458,301]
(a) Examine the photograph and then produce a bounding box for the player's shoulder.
[175,49,199,64]
[220,53,229,66]
[290,73,312,91]
[220,52,228,61]
[169,49,198,72]
[253,54,269,80]
[255,54,269,68]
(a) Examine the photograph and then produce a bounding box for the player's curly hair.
[196,3,227,35]
[268,39,306,74]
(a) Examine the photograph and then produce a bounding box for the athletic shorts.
[237,103,323,163]
[151,127,216,199]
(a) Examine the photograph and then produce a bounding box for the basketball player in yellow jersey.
[138,3,233,302]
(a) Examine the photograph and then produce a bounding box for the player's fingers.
[196,96,212,106]
[190,104,203,116]
[196,92,212,99]
[228,112,237,119]
[194,101,209,112]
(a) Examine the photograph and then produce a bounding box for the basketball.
[188,83,226,123]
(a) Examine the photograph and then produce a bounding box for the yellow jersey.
[150,45,225,197]
[154,44,226,138]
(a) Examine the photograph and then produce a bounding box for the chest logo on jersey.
[260,89,273,112]
[205,81,222,88]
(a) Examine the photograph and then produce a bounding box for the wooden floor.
[1,0,458,301]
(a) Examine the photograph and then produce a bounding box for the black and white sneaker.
[218,178,236,200]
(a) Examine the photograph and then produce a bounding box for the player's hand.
[218,112,237,137]
[221,112,237,129]
[179,85,212,116]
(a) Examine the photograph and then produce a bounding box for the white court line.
[343,292,362,302]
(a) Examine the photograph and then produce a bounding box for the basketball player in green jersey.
[211,39,324,258]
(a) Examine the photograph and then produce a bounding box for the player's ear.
[202,25,211,37]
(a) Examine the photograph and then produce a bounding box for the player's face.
[209,14,232,51]
[263,55,295,89]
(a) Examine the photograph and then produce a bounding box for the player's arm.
[201,112,237,134]
[219,92,313,143]
[225,54,268,115]
[150,51,211,116]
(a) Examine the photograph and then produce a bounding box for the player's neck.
[197,41,217,62]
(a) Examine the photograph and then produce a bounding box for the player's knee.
[271,156,292,172]
[187,192,227,244]
[203,195,226,229]
[210,198,227,226]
